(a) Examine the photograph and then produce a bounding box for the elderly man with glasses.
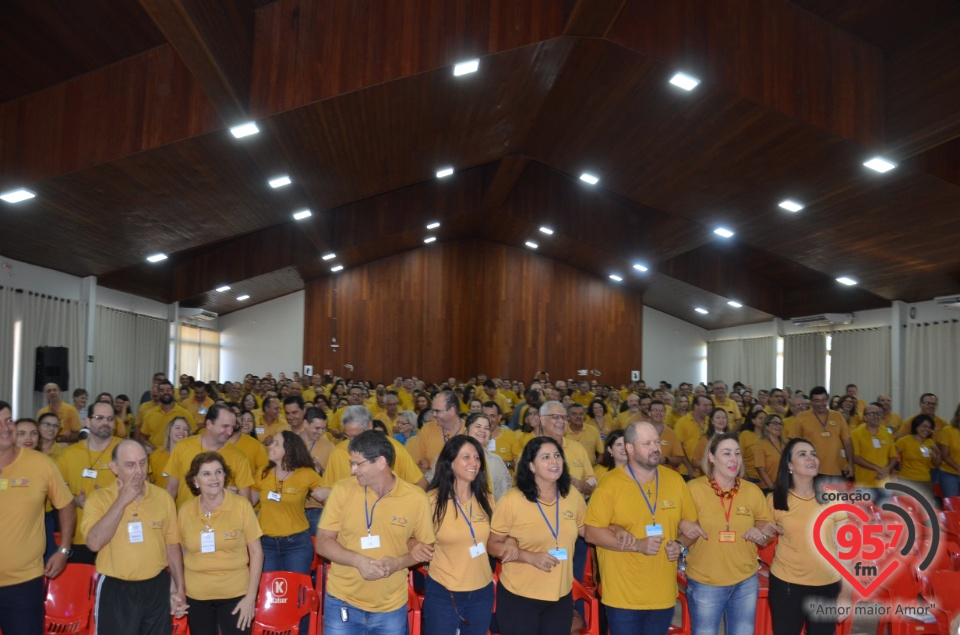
[850,402,897,490]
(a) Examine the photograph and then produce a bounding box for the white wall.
[219,291,304,381]
[642,306,708,386]
[0,255,84,299]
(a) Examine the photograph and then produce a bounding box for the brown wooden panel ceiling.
[3,0,960,332]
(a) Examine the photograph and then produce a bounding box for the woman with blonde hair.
[149,416,192,490]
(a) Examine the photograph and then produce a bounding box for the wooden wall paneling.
[902,138,960,188]
[250,0,567,117]
[607,0,885,147]
[0,45,222,188]
[563,0,628,37]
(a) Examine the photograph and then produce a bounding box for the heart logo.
[812,503,901,597]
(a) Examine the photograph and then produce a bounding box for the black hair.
[910,413,935,436]
[515,437,571,503]
[186,451,233,496]
[283,395,305,410]
[482,400,502,416]
[772,438,815,511]
[426,436,493,530]
[598,429,625,470]
[262,430,314,478]
[204,403,234,425]
[304,406,326,422]
[416,408,432,429]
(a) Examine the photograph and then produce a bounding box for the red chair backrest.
[45,563,98,635]
[252,571,319,635]
[571,579,600,635]
[942,496,960,513]
[758,534,778,567]
[407,583,422,635]
[920,570,960,613]
[938,511,960,538]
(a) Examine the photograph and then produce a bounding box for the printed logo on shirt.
[471,512,489,523]
[283,487,299,494]
[390,515,408,527]
[223,530,240,540]
[659,499,677,510]
[9,478,30,487]
[152,520,164,529]
[735,506,753,516]
[562,510,575,520]
[659,440,669,446]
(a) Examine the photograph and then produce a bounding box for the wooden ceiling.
[2,0,960,329]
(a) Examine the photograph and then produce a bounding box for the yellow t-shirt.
[588,416,618,438]
[230,434,269,476]
[584,465,696,610]
[753,439,785,485]
[685,477,770,586]
[0,448,74,586]
[178,491,263,600]
[405,421,466,474]
[37,402,82,435]
[149,448,171,490]
[254,417,290,441]
[321,437,424,487]
[850,426,896,487]
[55,437,123,544]
[712,397,742,424]
[181,396,215,428]
[254,467,323,536]
[739,430,760,480]
[657,426,685,470]
[899,414,949,441]
[427,490,493,592]
[81,482,180,581]
[895,435,937,482]
[304,435,336,511]
[674,414,709,476]
[320,476,435,611]
[560,438,596,482]
[615,410,643,431]
[140,404,195,449]
[566,426,602,465]
[164,437,255,507]
[939,426,960,476]
[767,493,845,586]
[880,413,902,436]
[489,427,521,470]
[490,487,586,602]
[793,410,851,476]
[571,392,596,408]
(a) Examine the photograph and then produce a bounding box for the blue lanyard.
[627,463,658,523]
[534,492,560,549]
[364,487,388,536]
[453,497,477,545]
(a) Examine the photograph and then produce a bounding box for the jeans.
[939,471,960,498]
[605,606,674,635]
[261,529,314,575]
[323,593,407,635]
[687,574,759,635]
[306,507,323,536]
[422,575,493,635]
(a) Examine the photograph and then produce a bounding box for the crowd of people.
[2,370,959,635]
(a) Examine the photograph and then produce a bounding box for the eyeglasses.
[39,421,60,428]
[349,459,371,469]
[864,411,882,417]
[90,415,117,422]
[922,401,938,407]
[541,414,567,422]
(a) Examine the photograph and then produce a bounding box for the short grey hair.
[539,400,564,416]
[342,405,372,429]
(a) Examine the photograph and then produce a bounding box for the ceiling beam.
[138,0,255,124]
[563,0,628,37]
[481,155,530,210]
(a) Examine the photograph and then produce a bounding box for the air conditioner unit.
[934,295,960,309]
[179,308,218,321]
[790,313,853,327]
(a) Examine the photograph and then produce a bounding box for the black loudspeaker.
[35,346,69,392]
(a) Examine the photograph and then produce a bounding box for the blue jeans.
[939,471,960,498]
[306,507,323,536]
[687,574,759,635]
[323,593,407,635]
[261,529,314,575]
[605,605,674,635]
[422,575,493,635]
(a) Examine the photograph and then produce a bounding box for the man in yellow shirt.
[572,381,596,408]
[37,382,83,443]
[481,380,511,418]
[851,403,897,488]
[897,393,949,441]
[615,394,643,430]
[328,386,367,439]
[794,386,853,478]
[566,403,602,465]
[282,395,307,434]
[181,382,214,429]
[315,430,435,632]
[82,440,186,633]
[675,395,714,477]
[256,396,289,442]
[784,395,809,440]
[877,394,902,436]
[378,393,402,434]
[711,381,742,425]
[137,381,194,451]
[649,400,694,474]
[406,391,465,479]
[482,401,520,471]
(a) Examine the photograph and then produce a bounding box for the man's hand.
[116,477,142,507]
[417,458,431,471]
[665,540,681,562]
[636,536,663,556]
[170,592,189,617]
[74,490,87,509]
[408,540,435,563]
[610,525,638,551]
[356,558,390,581]
[678,520,708,541]
[44,552,68,578]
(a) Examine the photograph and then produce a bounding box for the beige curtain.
[784,333,826,394]
[178,324,220,382]
[94,306,168,400]
[904,321,960,418]
[830,327,890,401]
[707,337,774,390]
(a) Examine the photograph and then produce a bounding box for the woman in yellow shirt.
[253,431,327,575]
[593,429,627,483]
[488,437,587,635]
[937,415,960,498]
[179,452,263,635]
[423,435,495,635]
[895,414,941,498]
[587,399,617,438]
[685,433,773,635]
[768,439,845,635]
[149,417,191,490]
[690,408,731,478]
[754,415,786,493]
[738,409,765,482]
[36,413,68,459]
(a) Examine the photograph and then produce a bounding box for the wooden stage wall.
[303,239,643,384]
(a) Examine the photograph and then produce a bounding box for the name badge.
[82,468,98,479]
[872,438,881,449]
[361,535,381,550]
[469,542,486,558]
[267,490,282,502]
[256,427,265,436]
[840,449,846,458]
[0,479,7,490]
[128,521,144,543]
[200,530,216,553]
[549,548,568,560]
[821,431,831,437]
[886,427,895,435]
[920,446,930,457]
[487,439,496,452]
[719,531,736,543]
[198,407,207,415]
[645,524,663,537]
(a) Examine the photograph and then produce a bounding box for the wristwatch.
[674,540,688,557]
[59,547,73,558]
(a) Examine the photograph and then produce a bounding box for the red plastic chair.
[45,563,98,635]
[938,511,960,541]
[668,572,691,635]
[171,615,190,634]
[919,570,960,635]
[875,562,938,635]
[251,571,319,635]
[572,579,599,635]
[407,583,422,635]
[942,496,960,513]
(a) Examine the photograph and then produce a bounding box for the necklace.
[709,476,740,499]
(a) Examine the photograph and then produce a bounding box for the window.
[178,324,220,381]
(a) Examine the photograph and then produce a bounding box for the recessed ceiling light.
[436,167,454,179]
[525,241,538,249]
[633,263,648,272]
[539,226,554,235]
[778,199,804,212]
[424,236,437,244]
[146,253,168,263]
[229,122,259,138]
[695,307,709,315]
[215,285,231,293]
[836,276,857,286]
[268,176,292,188]
[237,294,250,301]
[322,253,336,261]
[727,300,743,308]
[579,173,599,185]
[713,227,734,238]
[331,265,344,272]
[453,59,480,76]
[609,274,623,282]
[0,188,36,203]
[863,157,896,173]
[426,221,440,230]
[669,72,701,91]
[292,209,312,220]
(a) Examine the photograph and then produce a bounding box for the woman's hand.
[522,550,560,572]
[232,595,256,630]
